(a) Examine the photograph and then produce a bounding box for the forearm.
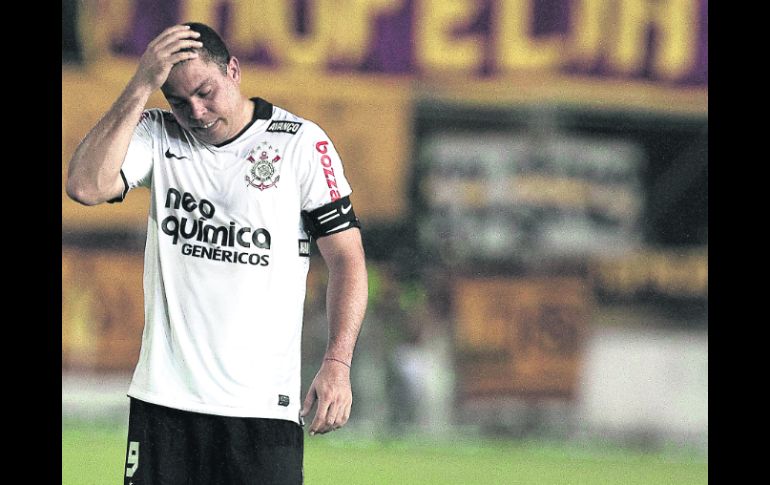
[66,80,153,205]
[67,25,204,206]
[323,238,368,364]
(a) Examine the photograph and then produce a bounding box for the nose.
[188,99,207,121]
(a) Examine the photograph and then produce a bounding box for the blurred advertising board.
[75,0,707,87]
[61,249,338,373]
[589,246,708,302]
[62,248,145,371]
[418,131,645,263]
[454,276,591,398]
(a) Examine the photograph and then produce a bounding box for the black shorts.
[123,397,304,485]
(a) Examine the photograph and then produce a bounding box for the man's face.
[161,56,244,145]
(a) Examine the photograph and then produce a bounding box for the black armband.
[301,195,361,238]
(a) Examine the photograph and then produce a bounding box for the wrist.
[323,357,351,369]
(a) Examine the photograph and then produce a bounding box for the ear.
[227,56,241,84]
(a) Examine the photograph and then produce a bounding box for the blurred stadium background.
[62,0,707,483]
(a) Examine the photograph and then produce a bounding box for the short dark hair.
[182,22,230,74]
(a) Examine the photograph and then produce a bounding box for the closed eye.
[168,98,186,109]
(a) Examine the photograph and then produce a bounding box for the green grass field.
[63,421,707,485]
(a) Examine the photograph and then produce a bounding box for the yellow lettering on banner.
[650,0,699,80]
[329,0,403,64]
[179,0,219,28]
[608,0,645,74]
[416,0,483,72]
[610,0,698,80]
[497,0,563,71]
[282,0,335,67]
[230,0,335,68]
[567,0,608,68]
[229,1,275,54]
[78,0,134,62]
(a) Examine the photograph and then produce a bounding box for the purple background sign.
[111,0,707,86]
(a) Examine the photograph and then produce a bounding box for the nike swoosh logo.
[165,148,188,160]
[341,204,352,214]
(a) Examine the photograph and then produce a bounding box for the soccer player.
[65,22,368,484]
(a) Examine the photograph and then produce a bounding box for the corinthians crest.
[245,142,282,191]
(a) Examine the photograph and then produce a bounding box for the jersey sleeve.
[297,123,353,212]
[108,110,156,203]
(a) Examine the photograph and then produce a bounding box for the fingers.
[340,402,351,428]
[303,363,353,436]
[148,24,199,50]
[149,29,202,64]
[134,25,204,90]
[308,393,351,435]
[309,398,332,435]
[154,34,202,57]
[326,399,352,431]
[300,384,317,419]
[166,49,200,66]
[325,401,341,430]
[145,26,202,63]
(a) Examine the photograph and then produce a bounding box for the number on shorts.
[125,441,140,478]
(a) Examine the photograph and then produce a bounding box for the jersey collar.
[211,97,274,148]
[252,97,274,120]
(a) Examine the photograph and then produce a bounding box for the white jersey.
[118,98,353,423]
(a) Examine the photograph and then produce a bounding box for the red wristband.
[324,357,351,369]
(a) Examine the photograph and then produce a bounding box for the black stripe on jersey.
[301,196,361,239]
[251,97,274,120]
[214,97,275,148]
[107,169,129,204]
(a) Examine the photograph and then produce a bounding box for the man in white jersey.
[66,22,368,484]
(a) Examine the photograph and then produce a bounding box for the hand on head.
[131,25,203,92]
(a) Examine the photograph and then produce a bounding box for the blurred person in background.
[65,22,367,485]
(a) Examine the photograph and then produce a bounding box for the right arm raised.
[65,25,202,206]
